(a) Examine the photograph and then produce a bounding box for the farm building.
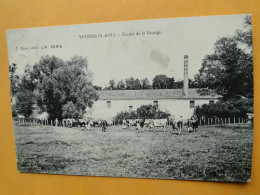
[87,56,221,121]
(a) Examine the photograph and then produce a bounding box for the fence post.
[224,118,226,124]
[234,117,236,124]
[207,118,209,125]
[228,118,230,124]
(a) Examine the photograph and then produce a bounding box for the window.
[209,100,214,104]
[190,100,195,108]
[129,106,133,112]
[107,101,111,108]
[153,101,158,106]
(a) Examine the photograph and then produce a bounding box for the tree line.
[103,75,199,90]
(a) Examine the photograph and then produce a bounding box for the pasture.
[13,123,253,182]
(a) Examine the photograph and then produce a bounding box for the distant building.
[87,55,220,120]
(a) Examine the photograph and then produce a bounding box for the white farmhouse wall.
[87,98,217,120]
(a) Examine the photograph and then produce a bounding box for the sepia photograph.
[7,14,253,182]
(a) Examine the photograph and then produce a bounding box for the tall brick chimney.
[182,55,188,96]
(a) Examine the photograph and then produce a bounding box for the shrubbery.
[113,111,138,125]
[113,104,170,124]
[194,98,253,118]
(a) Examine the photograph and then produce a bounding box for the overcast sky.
[7,14,248,87]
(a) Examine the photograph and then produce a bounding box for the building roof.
[97,88,221,100]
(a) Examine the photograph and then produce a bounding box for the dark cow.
[77,119,86,128]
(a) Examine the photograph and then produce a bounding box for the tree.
[235,15,252,52]
[136,104,170,119]
[113,104,170,124]
[132,79,142,90]
[93,85,102,90]
[108,79,116,90]
[32,55,98,120]
[116,80,126,90]
[141,78,152,89]
[125,77,142,90]
[105,77,151,90]
[15,66,36,117]
[152,75,175,89]
[125,77,135,90]
[113,111,138,124]
[194,16,253,99]
[152,75,169,89]
[9,63,20,117]
[62,101,81,119]
[9,63,19,97]
[194,98,253,118]
[189,79,199,88]
[16,91,34,117]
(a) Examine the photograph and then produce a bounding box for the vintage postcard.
[6,14,253,182]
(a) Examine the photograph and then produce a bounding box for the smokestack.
[183,55,188,96]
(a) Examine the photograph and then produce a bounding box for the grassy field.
[13,123,253,182]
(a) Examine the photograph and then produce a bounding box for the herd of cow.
[59,118,112,130]
[121,118,199,134]
[45,117,200,135]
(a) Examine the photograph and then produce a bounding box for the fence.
[198,117,246,126]
[13,118,63,126]
[13,117,248,127]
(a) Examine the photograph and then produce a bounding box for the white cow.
[153,119,168,132]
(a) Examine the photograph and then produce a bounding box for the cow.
[128,119,135,127]
[152,119,168,132]
[77,119,87,130]
[92,119,102,127]
[148,120,155,131]
[135,121,141,133]
[187,117,199,132]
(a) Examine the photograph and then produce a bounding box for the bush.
[113,111,138,125]
[113,104,170,124]
[194,98,253,118]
